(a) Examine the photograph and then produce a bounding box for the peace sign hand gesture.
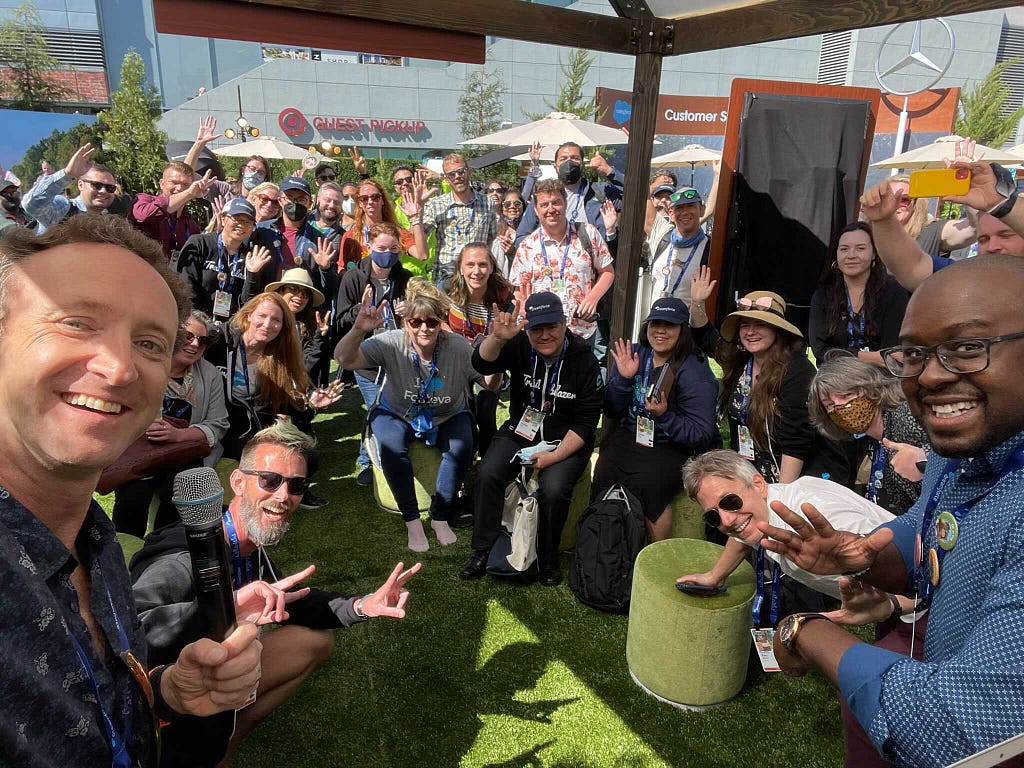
[315,309,332,334]
[490,299,527,341]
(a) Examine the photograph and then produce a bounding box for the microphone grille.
[172,467,225,527]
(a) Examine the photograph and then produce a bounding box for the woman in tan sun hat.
[266,267,330,378]
[689,269,851,486]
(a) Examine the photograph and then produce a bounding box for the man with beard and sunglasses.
[130,419,420,767]
[22,143,121,233]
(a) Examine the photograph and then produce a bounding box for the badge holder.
[737,425,755,460]
[750,628,781,672]
[636,416,655,447]
[514,407,545,440]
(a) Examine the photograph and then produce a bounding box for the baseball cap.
[651,184,675,197]
[524,292,565,329]
[221,197,256,219]
[280,175,312,195]
[645,297,690,325]
[671,187,704,206]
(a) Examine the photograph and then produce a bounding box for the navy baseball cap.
[221,197,256,219]
[651,184,675,197]
[670,186,704,206]
[524,292,565,329]
[646,296,690,325]
[279,175,312,195]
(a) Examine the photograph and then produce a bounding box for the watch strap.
[989,163,1018,219]
[989,190,1018,219]
[780,612,832,655]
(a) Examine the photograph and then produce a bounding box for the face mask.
[370,249,400,269]
[557,160,583,186]
[342,197,356,216]
[242,170,265,190]
[1,196,18,212]
[283,201,308,222]
[503,214,521,227]
[827,395,879,435]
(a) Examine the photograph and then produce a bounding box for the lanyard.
[865,439,888,504]
[449,199,477,239]
[739,358,753,425]
[567,180,585,224]
[411,348,438,406]
[528,338,568,413]
[752,547,782,626]
[539,227,573,281]
[167,216,190,252]
[217,236,243,291]
[67,564,134,768]
[662,242,701,296]
[845,288,866,348]
[238,343,252,399]
[223,508,256,587]
[633,352,655,417]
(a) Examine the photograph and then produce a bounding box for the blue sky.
[0,110,97,174]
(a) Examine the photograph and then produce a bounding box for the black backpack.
[569,485,648,613]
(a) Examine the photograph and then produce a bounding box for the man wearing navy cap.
[460,292,605,586]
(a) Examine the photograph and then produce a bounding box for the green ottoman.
[372,441,442,515]
[559,451,598,551]
[627,538,755,709]
[669,492,706,541]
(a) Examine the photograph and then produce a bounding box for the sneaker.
[449,512,474,529]
[357,466,373,487]
[459,550,489,580]
[539,567,563,587]
[299,490,328,509]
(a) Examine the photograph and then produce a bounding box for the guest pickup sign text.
[279,107,429,142]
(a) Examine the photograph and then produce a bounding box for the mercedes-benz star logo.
[874,19,956,97]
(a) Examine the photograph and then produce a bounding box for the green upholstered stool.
[372,440,442,515]
[117,532,146,567]
[558,451,598,551]
[669,492,706,541]
[627,538,755,709]
[214,458,239,498]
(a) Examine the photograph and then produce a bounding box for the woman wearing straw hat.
[689,270,850,486]
[266,267,331,379]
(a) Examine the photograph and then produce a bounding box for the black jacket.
[473,330,604,446]
[177,232,276,317]
[807,277,908,362]
[334,257,413,339]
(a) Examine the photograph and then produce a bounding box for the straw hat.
[720,290,803,342]
[265,268,326,308]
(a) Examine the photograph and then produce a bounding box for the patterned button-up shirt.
[0,487,153,767]
[422,191,497,267]
[838,430,1024,767]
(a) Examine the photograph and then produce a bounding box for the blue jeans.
[370,408,474,522]
[355,371,380,469]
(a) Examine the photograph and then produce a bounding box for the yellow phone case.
[909,168,971,198]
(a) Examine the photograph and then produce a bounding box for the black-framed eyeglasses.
[670,188,700,204]
[184,330,209,346]
[880,331,1024,378]
[394,175,415,186]
[239,469,310,495]
[444,167,469,179]
[703,493,744,527]
[82,178,117,194]
[317,173,336,182]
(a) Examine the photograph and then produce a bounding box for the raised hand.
[233,564,315,624]
[600,200,618,232]
[348,146,367,175]
[308,237,335,269]
[690,265,717,303]
[400,186,421,218]
[359,561,422,618]
[355,284,387,332]
[189,169,214,200]
[315,309,332,334]
[245,244,272,273]
[196,115,222,145]
[211,193,227,231]
[529,140,542,165]
[860,179,901,223]
[307,378,345,409]
[490,299,527,341]
[610,338,640,378]
[587,152,612,176]
[65,143,97,178]
[413,170,437,204]
[757,500,894,576]
[498,230,515,255]
[822,577,897,626]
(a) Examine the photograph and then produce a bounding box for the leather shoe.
[539,567,562,587]
[459,551,489,580]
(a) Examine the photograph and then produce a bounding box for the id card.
[636,416,655,447]
[514,407,544,440]
[168,250,181,273]
[751,628,780,672]
[549,278,566,295]
[737,425,755,460]
[213,290,233,318]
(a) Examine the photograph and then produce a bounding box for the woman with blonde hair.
[247,181,283,224]
[335,278,485,552]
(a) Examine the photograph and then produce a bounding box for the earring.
[831,260,838,270]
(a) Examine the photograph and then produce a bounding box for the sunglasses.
[358,193,383,203]
[239,469,310,496]
[256,195,280,206]
[487,186,508,194]
[703,493,744,527]
[670,188,700,204]
[444,167,469,179]
[81,179,117,194]
[897,195,914,207]
[394,175,415,186]
[736,296,776,311]
[184,330,209,346]
[317,173,336,182]
[502,200,524,209]
[406,317,441,330]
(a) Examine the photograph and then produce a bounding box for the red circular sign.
[278,107,307,137]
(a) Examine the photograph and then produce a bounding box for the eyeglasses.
[81,179,117,194]
[736,296,776,311]
[358,193,383,204]
[487,186,508,195]
[224,214,255,228]
[239,469,310,496]
[880,331,1024,378]
[703,493,744,527]
[502,200,524,210]
[670,188,700,204]
[317,173,336,182]
[256,195,280,206]
[394,175,415,186]
[184,330,209,346]
[406,317,441,330]
[444,167,469,179]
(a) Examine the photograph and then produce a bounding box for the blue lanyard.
[167,216,190,251]
[738,358,753,425]
[662,242,701,296]
[217,236,243,291]
[752,547,782,626]
[916,446,1024,605]
[223,508,255,587]
[845,288,866,349]
[411,349,438,406]
[528,338,568,412]
[449,199,477,239]
[238,343,252,398]
[865,439,888,504]
[539,227,573,281]
[567,181,585,224]
[632,351,655,417]
[67,564,134,768]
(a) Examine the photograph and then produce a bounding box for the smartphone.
[676,582,726,596]
[909,168,970,198]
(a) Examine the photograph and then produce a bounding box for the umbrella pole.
[689,162,696,186]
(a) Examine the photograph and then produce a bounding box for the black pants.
[473,387,500,457]
[471,432,591,570]
[112,460,203,538]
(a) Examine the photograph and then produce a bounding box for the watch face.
[778,618,796,646]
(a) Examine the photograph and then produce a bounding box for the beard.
[237,495,291,547]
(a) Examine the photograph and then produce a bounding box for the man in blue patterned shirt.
[758,254,1024,767]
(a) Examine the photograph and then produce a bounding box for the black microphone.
[172,467,237,641]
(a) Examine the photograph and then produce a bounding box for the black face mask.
[283,201,308,222]
[557,160,583,186]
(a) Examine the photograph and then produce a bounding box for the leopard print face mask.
[827,395,879,435]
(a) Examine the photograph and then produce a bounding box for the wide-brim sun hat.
[720,290,803,342]
[265,268,326,308]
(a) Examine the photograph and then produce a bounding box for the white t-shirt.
[756,476,895,599]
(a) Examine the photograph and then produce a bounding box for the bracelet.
[887,593,902,622]
[354,594,371,618]
[407,216,422,226]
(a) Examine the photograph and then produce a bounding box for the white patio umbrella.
[211,136,313,161]
[872,135,1022,170]
[460,112,633,147]
[650,144,722,183]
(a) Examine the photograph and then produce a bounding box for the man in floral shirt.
[509,179,614,349]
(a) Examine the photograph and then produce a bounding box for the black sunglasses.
[487,186,508,194]
[184,330,209,346]
[82,178,117,194]
[703,493,744,527]
[406,317,441,330]
[239,469,310,496]
[317,173,337,182]
[394,175,415,185]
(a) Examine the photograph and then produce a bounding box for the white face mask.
[342,197,356,216]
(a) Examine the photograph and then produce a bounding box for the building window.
[817,30,852,86]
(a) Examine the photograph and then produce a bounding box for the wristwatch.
[988,162,1018,219]
[777,613,832,656]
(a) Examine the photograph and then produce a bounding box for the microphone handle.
[184,520,237,641]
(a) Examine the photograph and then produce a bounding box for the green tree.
[11,119,103,184]
[459,67,507,142]
[0,2,70,110]
[956,59,1024,147]
[528,49,601,121]
[97,48,167,194]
